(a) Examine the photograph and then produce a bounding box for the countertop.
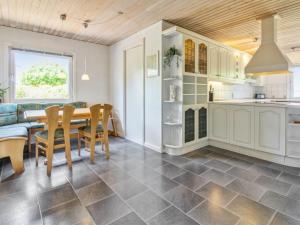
[208,99,300,108]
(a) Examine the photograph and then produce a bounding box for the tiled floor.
[1,137,300,225]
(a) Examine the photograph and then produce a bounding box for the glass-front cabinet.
[198,42,208,75]
[184,38,196,74]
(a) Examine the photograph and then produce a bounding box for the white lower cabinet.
[209,104,230,143]
[209,104,286,156]
[254,106,285,156]
[230,105,254,148]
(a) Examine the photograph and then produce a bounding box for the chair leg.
[64,137,72,170]
[10,153,24,174]
[46,145,53,176]
[28,130,32,154]
[35,142,39,166]
[77,133,81,156]
[90,139,96,163]
[104,139,110,160]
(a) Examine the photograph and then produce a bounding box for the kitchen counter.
[209,99,300,108]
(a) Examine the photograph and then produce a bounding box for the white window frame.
[9,47,75,103]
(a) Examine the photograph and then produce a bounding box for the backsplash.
[209,81,254,100]
[255,75,290,99]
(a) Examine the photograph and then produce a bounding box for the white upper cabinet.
[209,44,220,77]
[183,37,196,74]
[254,107,285,155]
[198,41,208,75]
[219,47,228,77]
[230,105,254,148]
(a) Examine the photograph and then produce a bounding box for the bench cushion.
[79,124,103,133]
[0,127,28,139]
[0,104,18,126]
[1,122,32,129]
[29,122,45,129]
[17,103,42,123]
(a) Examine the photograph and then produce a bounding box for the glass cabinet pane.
[198,43,207,74]
[185,108,195,143]
[185,39,195,73]
[198,107,207,139]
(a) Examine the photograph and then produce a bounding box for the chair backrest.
[61,104,75,131]
[89,104,102,136]
[45,105,60,143]
[101,104,113,136]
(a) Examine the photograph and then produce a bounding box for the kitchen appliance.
[255,93,266,99]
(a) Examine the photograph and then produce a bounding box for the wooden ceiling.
[1,0,300,62]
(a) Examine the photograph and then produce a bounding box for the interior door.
[125,45,144,144]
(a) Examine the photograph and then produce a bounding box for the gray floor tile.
[127,190,170,220]
[143,157,169,168]
[247,164,281,178]
[43,199,92,225]
[99,168,131,185]
[188,200,239,225]
[112,177,147,200]
[155,164,185,179]
[226,178,265,201]
[278,172,300,186]
[67,170,101,190]
[163,185,204,213]
[204,159,232,171]
[207,152,230,162]
[130,166,161,183]
[227,167,258,182]
[87,195,131,225]
[226,157,253,169]
[255,175,292,194]
[77,181,114,205]
[149,206,200,225]
[38,183,77,211]
[183,151,211,164]
[270,212,300,225]
[260,191,300,220]
[182,162,209,175]
[268,163,300,176]
[196,182,237,206]
[0,189,37,217]
[287,186,300,201]
[227,195,275,225]
[161,154,190,166]
[173,171,208,190]
[115,159,144,171]
[145,175,179,194]
[201,169,235,186]
[108,212,146,225]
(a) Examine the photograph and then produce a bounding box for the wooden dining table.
[24,108,118,136]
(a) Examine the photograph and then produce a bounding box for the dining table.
[24,107,118,136]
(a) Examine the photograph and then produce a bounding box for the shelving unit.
[286,108,300,158]
[162,28,208,155]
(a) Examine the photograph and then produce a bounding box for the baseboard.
[165,138,208,156]
[144,142,162,153]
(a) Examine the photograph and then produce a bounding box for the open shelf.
[163,122,182,126]
[164,144,182,149]
[163,100,182,103]
[163,77,181,81]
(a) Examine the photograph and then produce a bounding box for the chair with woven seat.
[78,104,112,163]
[35,105,75,176]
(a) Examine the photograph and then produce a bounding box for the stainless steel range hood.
[245,14,292,76]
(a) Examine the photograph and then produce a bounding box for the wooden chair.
[78,104,112,163]
[35,105,75,176]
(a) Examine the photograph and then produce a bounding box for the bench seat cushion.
[1,122,32,129]
[0,127,28,139]
[0,103,18,126]
[29,122,45,129]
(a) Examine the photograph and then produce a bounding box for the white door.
[209,45,220,77]
[254,107,285,155]
[125,45,144,144]
[230,105,254,148]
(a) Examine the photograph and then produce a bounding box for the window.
[293,66,300,98]
[10,48,73,101]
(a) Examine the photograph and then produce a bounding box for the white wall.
[0,26,109,104]
[109,21,163,151]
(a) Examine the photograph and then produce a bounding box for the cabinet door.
[230,105,254,148]
[219,48,228,77]
[198,107,207,139]
[198,42,208,75]
[185,108,195,143]
[184,38,196,74]
[227,51,235,78]
[209,104,229,143]
[255,107,285,155]
[209,45,220,77]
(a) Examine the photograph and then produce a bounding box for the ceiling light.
[81,56,90,81]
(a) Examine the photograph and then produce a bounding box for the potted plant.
[163,46,182,68]
[0,84,9,103]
